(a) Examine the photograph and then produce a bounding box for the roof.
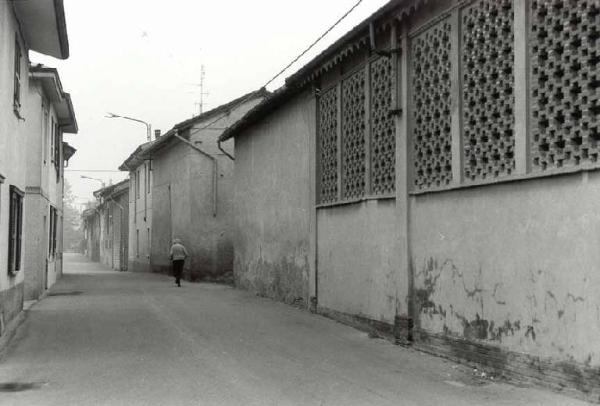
[142,88,269,158]
[13,0,69,59]
[286,0,431,86]
[118,140,154,171]
[219,0,430,142]
[219,85,304,142]
[30,65,78,133]
[93,179,129,199]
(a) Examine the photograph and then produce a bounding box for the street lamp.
[81,175,106,188]
[105,112,151,141]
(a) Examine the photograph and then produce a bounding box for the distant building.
[219,0,600,398]
[93,180,129,271]
[119,142,154,273]
[0,0,73,329]
[82,204,100,262]
[142,90,267,281]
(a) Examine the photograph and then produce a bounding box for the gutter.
[53,0,69,59]
[218,140,234,161]
[173,132,218,217]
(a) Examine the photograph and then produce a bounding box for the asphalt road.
[0,254,590,406]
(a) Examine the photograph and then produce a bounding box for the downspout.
[108,196,125,270]
[173,132,218,217]
[218,139,235,161]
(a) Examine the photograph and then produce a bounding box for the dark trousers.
[172,260,184,285]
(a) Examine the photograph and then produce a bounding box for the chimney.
[154,129,161,139]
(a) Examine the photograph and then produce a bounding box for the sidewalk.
[0,254,591,405]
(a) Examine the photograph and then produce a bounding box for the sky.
[32,0,389,209]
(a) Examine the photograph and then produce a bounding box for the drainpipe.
[173,132,218,217]
[218,139,235,161]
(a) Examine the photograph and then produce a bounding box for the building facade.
[0,0,72,330]
[82,203,100,262]
[220,0,600,398]
[120,142,154,273]
[23,66,77,300]
[93,180,129,271]
[143,91,267,282]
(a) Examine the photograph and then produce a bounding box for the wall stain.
[525,325,536,341]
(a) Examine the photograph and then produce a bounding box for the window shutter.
[15,193,22,271]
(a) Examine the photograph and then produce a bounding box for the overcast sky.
[32,0,389,208]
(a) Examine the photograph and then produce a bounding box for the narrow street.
[0,254,586,406]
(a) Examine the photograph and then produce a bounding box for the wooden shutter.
[8,186,24,273]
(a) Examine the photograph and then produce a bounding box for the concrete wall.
[150,97,262,281]
[317,200,400,325]
[410,172,600,367]
[152,142,233,280]
[113,191,129,271]
[233,92,313,305]
[128,162,152,272]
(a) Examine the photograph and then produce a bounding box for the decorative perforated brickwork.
[370,56,396,195]
[318,87,339,203]
[411,20,453,190]
[341,69,367,199]
[462,0,515,181]
[530,0,600,170]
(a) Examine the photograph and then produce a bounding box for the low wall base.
[413,329,600,403]
[0,282,24,338]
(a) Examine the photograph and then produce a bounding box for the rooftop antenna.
[194,65,209,116]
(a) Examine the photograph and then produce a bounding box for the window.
[530,0,600,171]
[43,102,49,164]
[136,229,139,258]
[13,37,21,111]
[53,123,61,179]
[317,55,396,204]
[50,118,56,163]
[8,186,24,274]
[49,206,58,257]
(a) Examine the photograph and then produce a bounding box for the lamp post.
[105,112,151,141]
[80,175,105,189]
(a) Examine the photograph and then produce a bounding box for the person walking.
[169,238,188,287]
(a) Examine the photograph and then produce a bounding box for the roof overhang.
[13,0,69,59]
[62,141,76,162]
[142,88,270,159]
[118,141,154,172]
[93,179,129,200]
[219,0,431,142]
[30,66,77,133]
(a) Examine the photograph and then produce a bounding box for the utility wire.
[186,0,364,138]
[65,169,122,173]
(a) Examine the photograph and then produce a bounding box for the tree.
[63,179,83,252]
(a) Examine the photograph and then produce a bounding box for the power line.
[187,0,364,138]
[65,169,122,173]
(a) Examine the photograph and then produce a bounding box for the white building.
[119,142,154,273]
[23,66,77,300]
[0,0,74,331]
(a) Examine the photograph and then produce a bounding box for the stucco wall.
[23,195,47,300]
[233,92,312,305]
[151,136,235,281]
[128,162,152,273]
[317,200,400,325]
[410,171,600,367]
[0,2,29,321]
